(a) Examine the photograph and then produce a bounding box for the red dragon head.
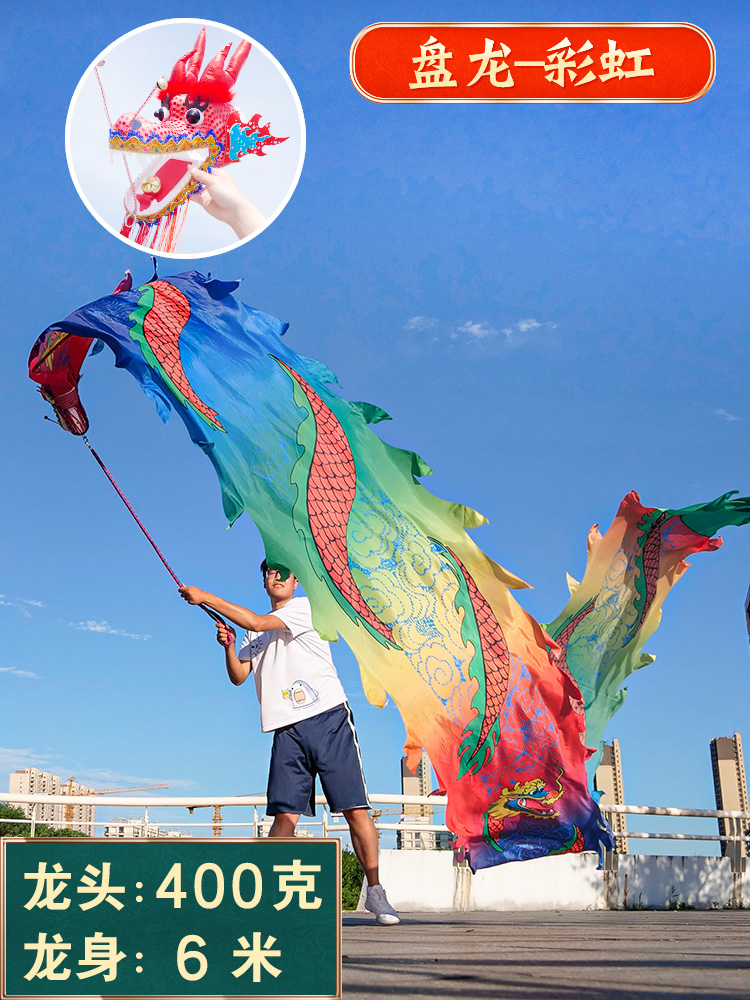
[109,27,287,246]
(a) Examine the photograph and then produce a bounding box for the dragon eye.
[185,95,209,126]
[153,96,170,122]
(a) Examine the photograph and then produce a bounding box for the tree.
[0,803,31,837]
[341,847,364,909]
[0,803,87,838]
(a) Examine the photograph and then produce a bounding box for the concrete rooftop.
[342,910,750,999]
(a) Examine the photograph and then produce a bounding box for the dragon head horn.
[197,39,252,102]
[226,40,252,81]
[166,27,207,94]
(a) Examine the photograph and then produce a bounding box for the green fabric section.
[438,543,490,778]
[264,562,292,581]
[670,492,750,537]
[349,400,392,425]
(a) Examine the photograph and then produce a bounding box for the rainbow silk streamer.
[33,271,749,869]
[546,491,750,777]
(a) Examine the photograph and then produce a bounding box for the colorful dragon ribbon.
[546,491,750,776]
[35,271,747,868]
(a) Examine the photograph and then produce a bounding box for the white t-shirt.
[238,596,347,732]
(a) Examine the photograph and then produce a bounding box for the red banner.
[350,23,714,103]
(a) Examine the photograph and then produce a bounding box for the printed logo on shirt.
[282,679,320,709]
[245,635,269,658]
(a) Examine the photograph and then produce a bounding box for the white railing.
[601,803,750,841]
[2,792,748,857]
[599,803,749,872]
[1,792,449,839]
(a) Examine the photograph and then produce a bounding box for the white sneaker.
[365,884,400,925]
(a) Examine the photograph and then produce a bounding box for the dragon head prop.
[109,27,288,250]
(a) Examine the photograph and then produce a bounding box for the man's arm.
[178,586,286,632]
[215,621,251,686]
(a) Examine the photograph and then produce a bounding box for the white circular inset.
[66,18,305,258]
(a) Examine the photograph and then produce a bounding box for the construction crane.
[63,778,169,829]
[187,804,224,837]
[370,807,405,841]
[187,794,264,838]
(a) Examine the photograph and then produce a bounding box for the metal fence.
[2,792,748,871]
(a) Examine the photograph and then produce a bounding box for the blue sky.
[2,0,749,853]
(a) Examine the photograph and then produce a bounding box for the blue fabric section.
[39,270,323,531]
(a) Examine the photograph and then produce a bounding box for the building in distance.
[594,739,628,854]
[398,750,454,851]
[104,816,193,838]
[709,732,748,863]
[8,768,95,833]
[256,817,314,838]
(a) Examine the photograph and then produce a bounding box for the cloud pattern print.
[32,271,750,870]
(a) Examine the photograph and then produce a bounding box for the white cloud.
[0,596,32,618]
[517,318,542,333]
[714,408,741,422]
[454,320,497,340]
[69,620,152,640]
[448,316,559,346]
[0,667,40,679]
[0,746,57,773]
[514,318,558,334]
[404,316,438,331]
[0,594,45,616]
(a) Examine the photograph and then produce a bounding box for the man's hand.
[179,585,208,606]
[216,620,237,647]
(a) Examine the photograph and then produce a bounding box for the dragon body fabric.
[546,492,750,778]
[33,272,750,870]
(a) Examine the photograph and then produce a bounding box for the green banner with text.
[2,838,340,998]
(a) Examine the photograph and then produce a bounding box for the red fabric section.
[136,159,191,211]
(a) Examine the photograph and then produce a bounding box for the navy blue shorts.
[267,703,370,816]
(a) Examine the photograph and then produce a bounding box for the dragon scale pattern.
[632,513,665,633]
[275,358,394,644]
[486,812,504,842]
[447,546,511,764]
[140,281,224,430]
[549,599,595,675]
